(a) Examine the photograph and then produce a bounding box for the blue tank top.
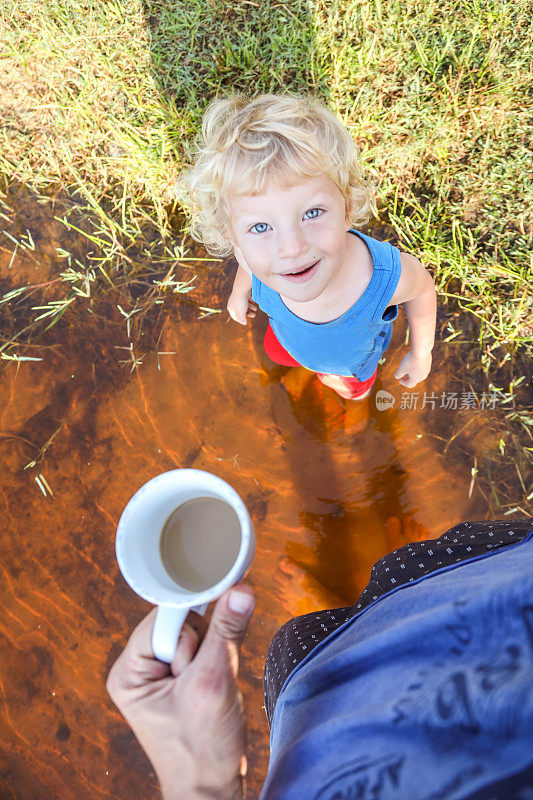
[251,231,401,380]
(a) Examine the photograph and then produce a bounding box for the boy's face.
[227,174,352,304]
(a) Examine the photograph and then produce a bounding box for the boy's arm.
[390,253,437,388]
[227,260,257,326]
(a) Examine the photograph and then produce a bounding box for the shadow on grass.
[141,0,325,122]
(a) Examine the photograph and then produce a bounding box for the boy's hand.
[395,350,432,388]
[227,290,257,326]
[107,587,255,800]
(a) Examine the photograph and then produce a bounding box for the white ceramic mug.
[116,469,255,662]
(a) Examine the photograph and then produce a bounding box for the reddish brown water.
[1,195,517,799]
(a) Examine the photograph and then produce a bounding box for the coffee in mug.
[159,497,242,592]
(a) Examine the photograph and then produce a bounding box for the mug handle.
[152,603,209,663]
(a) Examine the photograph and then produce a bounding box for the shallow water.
[0,195,519,798]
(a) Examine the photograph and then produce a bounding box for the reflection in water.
[1,207,489,798]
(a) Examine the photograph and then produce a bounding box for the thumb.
[196,585,255,675]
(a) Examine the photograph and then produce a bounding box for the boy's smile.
[228,175,353,305]
[278,259,320,282]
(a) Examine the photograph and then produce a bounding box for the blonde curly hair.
[178,93,373,257]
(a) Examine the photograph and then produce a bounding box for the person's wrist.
[410,346,433,360]
[157,753,243,800]
[160,776,242,800]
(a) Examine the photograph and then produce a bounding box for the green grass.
[312,0,532,362]
[1,0,530,357]
[0,0,531,503]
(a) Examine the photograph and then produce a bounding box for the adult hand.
[394,349,432,388]
[107,586,256,800]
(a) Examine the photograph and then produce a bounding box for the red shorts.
[263,324,377,400]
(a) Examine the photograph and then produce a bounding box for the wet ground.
[0,191,525,798]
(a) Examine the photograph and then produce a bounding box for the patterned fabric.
[264,519,533,726]
[260,524,533,800]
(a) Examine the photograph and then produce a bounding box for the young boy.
[180,94,436,406]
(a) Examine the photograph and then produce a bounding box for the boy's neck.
[280,231,373,324]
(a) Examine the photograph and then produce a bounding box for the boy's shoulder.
[349,230,401,269]
[351,231,431,306]
[390,251,432,305]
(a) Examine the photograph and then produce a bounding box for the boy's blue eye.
[304,208,323,219]
[250,222,270,234]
